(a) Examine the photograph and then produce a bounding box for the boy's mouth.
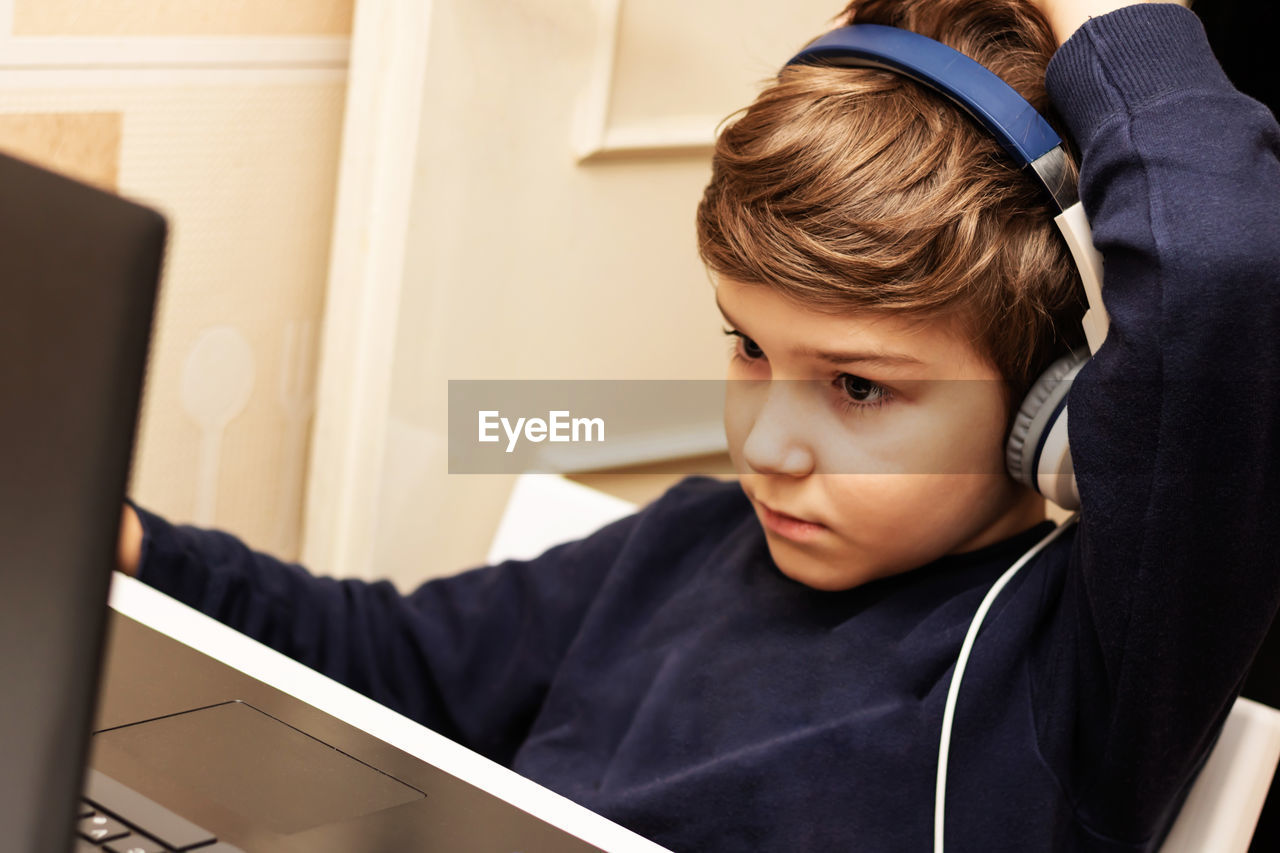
[757,500,827,541]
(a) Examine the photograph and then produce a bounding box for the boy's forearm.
[1034,0,1187,46]
[124,499,643,758]
[126,505,457,728]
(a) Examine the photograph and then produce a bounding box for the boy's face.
[717,277,1044,591]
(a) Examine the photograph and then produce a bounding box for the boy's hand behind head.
[1024,1,1184,45]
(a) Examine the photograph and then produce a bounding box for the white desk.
[108,572,672,853]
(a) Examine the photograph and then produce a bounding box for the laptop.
[0,151,669,853]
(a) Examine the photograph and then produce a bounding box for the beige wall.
[0,2,350,561]
[359,0,840,585]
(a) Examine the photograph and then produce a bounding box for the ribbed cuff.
[1046,4,1233,146]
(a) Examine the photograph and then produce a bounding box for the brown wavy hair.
[696,0,1086,399]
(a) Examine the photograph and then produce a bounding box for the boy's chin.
[763,533,890,592]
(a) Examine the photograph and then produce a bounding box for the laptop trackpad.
[94,700,425,835]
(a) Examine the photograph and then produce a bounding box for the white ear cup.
[1005,350,1089,509]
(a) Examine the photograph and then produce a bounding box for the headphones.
[785,23,1110,512]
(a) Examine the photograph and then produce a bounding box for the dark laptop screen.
[0,151,164,853]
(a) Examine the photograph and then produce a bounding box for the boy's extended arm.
[1039,3,1280,840]
[128,498,643,765]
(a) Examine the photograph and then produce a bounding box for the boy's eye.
[723,328,764,360]
[839,374,887,405]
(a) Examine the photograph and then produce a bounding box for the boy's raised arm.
[1033,1,1280,840]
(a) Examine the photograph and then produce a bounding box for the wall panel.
[0,111,120,189]
[13,0,354,37]
[1,3,350,561]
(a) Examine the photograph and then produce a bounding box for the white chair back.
[1161,695,1280,852]
[486,474,638,565]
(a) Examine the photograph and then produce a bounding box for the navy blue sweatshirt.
[134,6,1280,851]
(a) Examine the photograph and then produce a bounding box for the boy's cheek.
[725,399,1003,477]
[819,475,1022,574]
[891,379,1011,475]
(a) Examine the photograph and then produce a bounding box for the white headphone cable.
[934,514,1079,853]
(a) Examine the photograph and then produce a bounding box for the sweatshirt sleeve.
[1039,4,1280,841]
[132,498,643,765]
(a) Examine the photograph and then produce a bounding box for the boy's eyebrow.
[715,295,926,368]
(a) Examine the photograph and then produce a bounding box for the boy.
[118,0,1280,849]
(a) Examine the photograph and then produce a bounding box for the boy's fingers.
[118,504,143,576]
[1034,1,1187,47]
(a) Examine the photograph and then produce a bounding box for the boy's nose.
[740,382,816,477]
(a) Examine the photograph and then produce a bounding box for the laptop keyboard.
[76,769,243,852]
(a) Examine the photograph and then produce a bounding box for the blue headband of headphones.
[783,23,1108,357]
[785,24,1077,212]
